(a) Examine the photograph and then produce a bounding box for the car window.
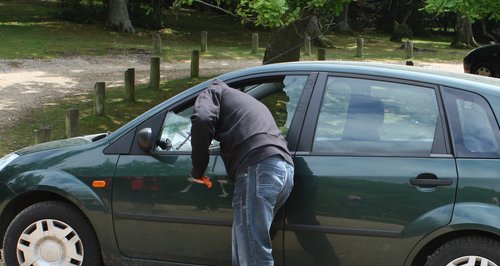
[155,75,308,152]
[312,77,439,156]
[443,87,500,157]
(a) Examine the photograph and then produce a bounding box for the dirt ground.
[0,56,463,133]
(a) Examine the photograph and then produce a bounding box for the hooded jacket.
[190,79,293,180]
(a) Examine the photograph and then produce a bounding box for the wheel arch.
[0,190,71,247]
[1,169,121,263]
[471,60,495,75]
[409,229,500,266]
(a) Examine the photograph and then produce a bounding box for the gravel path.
[0,56,463,133]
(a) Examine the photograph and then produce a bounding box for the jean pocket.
[256,163,286,206]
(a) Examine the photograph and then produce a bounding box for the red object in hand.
[193,176,212,189]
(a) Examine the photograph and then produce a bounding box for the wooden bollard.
[35,126,51,144]
[66,108,79,138]
[356,37,364,57]
[124,68,135,101]
[251,33,259,53]
[407,40,414,59]
[94,82,105,115]
[317,48,326,60]
[191,50,200,78]
[152,33,162,56]
[304,36,311,56]
[201,31,208,52]
[150,56,160,90]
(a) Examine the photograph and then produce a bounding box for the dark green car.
[2,61,500,266]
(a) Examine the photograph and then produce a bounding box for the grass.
[0,0,268,60]
[0,78,210,155]
[0,0,474,156]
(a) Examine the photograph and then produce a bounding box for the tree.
[107,0,135,33]
[425,0,500,47]
[179,0,350,64]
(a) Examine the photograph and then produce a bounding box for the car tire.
[472,63,495,77]
[425,236,500,266]
[3,201,102,266]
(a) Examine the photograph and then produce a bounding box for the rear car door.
[284,74,458,265]
[111,73,315,265]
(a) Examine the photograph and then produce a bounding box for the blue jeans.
[232,156,294,266]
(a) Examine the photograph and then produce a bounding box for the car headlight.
[0,153,19,172]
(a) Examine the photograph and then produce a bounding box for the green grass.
[0,78,210,155]
[300,33,468,63]
[0,0,268,60]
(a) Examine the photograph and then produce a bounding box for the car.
[464,43,500,77]
[1,61,500,266]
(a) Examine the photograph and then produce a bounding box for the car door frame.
[107,71,320,264]
[283,71,457,265]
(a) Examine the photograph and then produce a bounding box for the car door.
[111,73,315,265]
[283,73,458,266]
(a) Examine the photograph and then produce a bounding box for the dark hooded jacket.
[190,79,293,180]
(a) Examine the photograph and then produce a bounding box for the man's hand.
[192,176,213,189]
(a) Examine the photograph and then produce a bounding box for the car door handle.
[409,173,453,187]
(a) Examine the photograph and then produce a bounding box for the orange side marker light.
[192,176,212,189]
[92,180,107,188]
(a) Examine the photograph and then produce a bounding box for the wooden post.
[35,126,51,144]
[66,108,79,138]
[251,33,259,53]
[201,31,208,52]
[356,37,364,57]
[317,48,326,60]
[124,68,135,101]
[191,50,200,78]
[150,56,160,90]
[304,36,311,56]
[406,40,414,59]
[94,82,105,115]
[152,33,162,56]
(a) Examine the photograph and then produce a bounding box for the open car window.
[154,75,308,153]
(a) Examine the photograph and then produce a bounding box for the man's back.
[190,79,292,179]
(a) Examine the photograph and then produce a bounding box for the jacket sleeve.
[190,83,222,178]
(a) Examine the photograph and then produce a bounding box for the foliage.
[424,0,500,22]
[176,0,350,28]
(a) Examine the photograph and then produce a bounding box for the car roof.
[219,61,500,93]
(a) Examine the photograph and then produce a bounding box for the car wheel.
[3,201,102,266]
[425,236,500,266]
[472,63,495,77]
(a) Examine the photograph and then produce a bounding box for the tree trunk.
[263,14,336,64]
[263,22,305,64]
[452,13,478,48]
[107,0,135,33]
[338,3,351,32]
[151,0,164,29]
[306,15,333,48]
[481,20,497,43]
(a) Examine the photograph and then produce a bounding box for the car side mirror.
[137,128,153,153]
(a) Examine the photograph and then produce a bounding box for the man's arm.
[190,85,221,178]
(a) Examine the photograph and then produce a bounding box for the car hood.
[15,133,108,156]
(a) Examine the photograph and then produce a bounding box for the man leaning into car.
[190,79,295,266]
